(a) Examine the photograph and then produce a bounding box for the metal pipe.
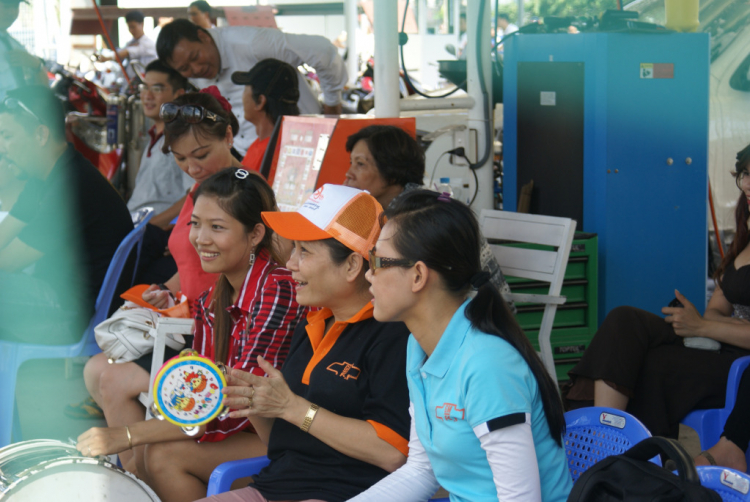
[399,96,475,111]
[467,0,494,210]
[373,0,400,117]
[344,0,358,86]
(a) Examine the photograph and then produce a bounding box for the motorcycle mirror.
[445,44,456,56]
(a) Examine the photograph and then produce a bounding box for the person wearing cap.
[232,58,300,174]
[188,0,215,30]
[199,184,411,502]
[0,0,47,100]
[96,10,157,71]
[0,85,133,344]
[156,18,347,156]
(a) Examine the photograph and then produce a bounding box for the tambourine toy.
[151,349,229,436]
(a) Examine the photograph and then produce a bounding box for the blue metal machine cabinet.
[503,32,709,322]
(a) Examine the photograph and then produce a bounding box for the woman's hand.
[77,427,130,457]
[662,289,706,337]
[141,284,173,309]
[223,356,306,422]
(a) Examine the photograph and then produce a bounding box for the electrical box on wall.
[503,32,709,322]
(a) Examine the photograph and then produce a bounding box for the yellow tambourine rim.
[152,353,227,428]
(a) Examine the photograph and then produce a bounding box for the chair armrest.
[207,456,271,496]
[506,293,567,305]
[724,356,750,411]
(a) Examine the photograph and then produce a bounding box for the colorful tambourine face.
[152,352,226,427]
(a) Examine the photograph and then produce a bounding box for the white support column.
[373,0,400,117]
[467,0,494,210]
[344,0,358,86]
[518,0,525,25]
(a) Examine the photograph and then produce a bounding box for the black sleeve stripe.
[487,413,526,432]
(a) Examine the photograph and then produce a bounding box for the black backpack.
[567,437,722,502]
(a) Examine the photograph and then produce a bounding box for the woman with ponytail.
[565,144,750,441]
[350,189,572,502]
[77,168,306,502]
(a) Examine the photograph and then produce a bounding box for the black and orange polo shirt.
[252,301,410,502]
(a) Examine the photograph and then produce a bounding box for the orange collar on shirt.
[301,301,374,385]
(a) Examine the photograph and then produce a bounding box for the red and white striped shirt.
[192,248,307,442]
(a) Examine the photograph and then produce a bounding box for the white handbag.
[94,301,186,364]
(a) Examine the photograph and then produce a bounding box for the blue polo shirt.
[406,301,573,502]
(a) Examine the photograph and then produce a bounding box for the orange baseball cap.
[262,184,383,259]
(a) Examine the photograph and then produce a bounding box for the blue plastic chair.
[564,406,659,482]
[0,209,153,447]
[681,356,750,470]
[207,456,271,496]
[697,466,750,501]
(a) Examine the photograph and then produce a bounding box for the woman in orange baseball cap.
[202,184,412,502]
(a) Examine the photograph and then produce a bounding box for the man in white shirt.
[0,0,46,100]
[498,13,519,38]
[156,19,347,155]
[97,10,157,73]
[127,59,193,228]
[127,59,194,284]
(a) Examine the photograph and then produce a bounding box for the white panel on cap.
[297,184,364,231]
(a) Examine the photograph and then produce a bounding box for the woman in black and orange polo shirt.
[199,184,411,502]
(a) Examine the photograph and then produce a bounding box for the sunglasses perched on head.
[2,97,41,123]
[160,103,226,124]
[368,249,415,271]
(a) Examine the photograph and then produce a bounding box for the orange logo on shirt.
[327,362,361,380]
[436,403,465,421]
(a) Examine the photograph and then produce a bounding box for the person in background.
[231,58,300,173]
[156,18,347,155]
[497,13,519,38]
[77,168,306,502]
[0,0,47,100]
[198,185,411,502]
[0,85,133,344]
[188,0,214,30]
[126,59,194,284]
[565,145,750,439]
[0,157,24,221]
[350,189,572,502]
[96,10,157,70]
[342,124,516,311]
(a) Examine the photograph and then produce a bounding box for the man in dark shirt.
[0,85,133,344]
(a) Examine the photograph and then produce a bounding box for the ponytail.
[466,283,565,446]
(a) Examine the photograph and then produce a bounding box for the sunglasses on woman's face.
[160,103,226,124]
[368,249,415,272]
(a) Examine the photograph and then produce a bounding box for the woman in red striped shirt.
[77,168,307,502]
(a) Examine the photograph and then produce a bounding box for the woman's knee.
[98,363,149,404]
[142,440,188,478]
[83,353,110,396]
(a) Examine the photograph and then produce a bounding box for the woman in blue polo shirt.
[352,189,573,502]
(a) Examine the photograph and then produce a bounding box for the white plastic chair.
[479,209,576,383]
[139,317,195,419]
